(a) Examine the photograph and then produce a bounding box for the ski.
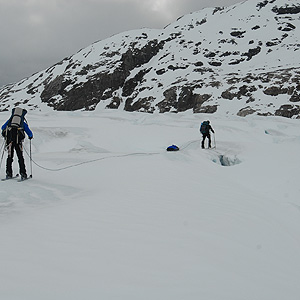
[1,174,19,181]
[17,175,32,182]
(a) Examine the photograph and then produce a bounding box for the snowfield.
[0,110,300,299]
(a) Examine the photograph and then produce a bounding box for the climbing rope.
[23,145,160,172]
[22,138,201,173]
[179,139,199,150]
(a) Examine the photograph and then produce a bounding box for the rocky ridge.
[1,0,300,118]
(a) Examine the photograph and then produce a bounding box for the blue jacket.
[2,120,33,139]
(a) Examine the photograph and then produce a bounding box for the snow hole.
[213,154,241,166]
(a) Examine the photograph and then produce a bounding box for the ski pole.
[29,139,33,178]
[0,140,6,173]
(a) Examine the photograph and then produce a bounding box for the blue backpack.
[166,145,179,151]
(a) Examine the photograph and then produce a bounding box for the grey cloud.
[0,0,241,87]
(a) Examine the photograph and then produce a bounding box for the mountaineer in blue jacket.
[1,107,33,180]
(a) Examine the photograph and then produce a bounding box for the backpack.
[200,121,209,134]
[2,107,27,144]
[8,107,27,128]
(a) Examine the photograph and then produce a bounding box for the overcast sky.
[0,0,241,88]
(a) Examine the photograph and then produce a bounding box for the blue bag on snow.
[166,145,179,151]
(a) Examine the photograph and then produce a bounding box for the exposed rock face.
[40,40,164,111]
[1,0,300,119]
[237,106,257,117]
[275,104,300,118]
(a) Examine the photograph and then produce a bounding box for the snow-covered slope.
[0,110,300,299]
[1,0,300,117]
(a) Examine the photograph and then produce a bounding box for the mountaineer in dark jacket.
[200,120,215,149]
[2,107,33,180]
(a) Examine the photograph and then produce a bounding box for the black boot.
[6,172,12,179]
[20,173,27,180]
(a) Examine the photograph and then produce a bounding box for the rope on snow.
[22,139,201,173]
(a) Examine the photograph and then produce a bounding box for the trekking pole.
[213,133,216,149]
[29,139,33,178]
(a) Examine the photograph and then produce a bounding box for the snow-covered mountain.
[1,0,300,117]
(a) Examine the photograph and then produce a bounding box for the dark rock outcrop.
[275,104,300,118]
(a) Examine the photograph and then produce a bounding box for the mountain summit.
[1,0,300,117]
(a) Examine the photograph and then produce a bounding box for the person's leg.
[201,135,205,148]
[208,134,212,148]
[15,143,27,178]
[6,142,14,177]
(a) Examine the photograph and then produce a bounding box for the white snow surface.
[0,109,300,299]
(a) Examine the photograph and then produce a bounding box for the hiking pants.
[201,133,212,148]
[6,141,27,176]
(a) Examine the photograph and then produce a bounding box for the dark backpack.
[200,121,209,134]
[3,107,27,144]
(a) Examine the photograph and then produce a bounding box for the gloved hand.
[29,136,33,140]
